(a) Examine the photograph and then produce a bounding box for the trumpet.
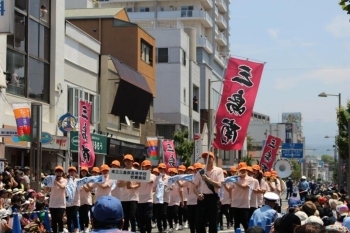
[265,176,276,184]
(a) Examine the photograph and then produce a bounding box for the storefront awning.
[110,57,153,124]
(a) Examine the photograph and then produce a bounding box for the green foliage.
[333,166,338,182]
[339,0,350,14]
[291,160,301,181]
[241,155,253,166]
[321,154,335,167]
[173,130,195,167]
[247,135,254,151]
[336,103,350,160]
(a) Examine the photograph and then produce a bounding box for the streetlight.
[318,92,341,109]
[208,79,223,150]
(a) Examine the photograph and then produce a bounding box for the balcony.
[129,10,213,28]
[215,25,219,36]
[215,6,218,18]
[216,14,227,30]
[214,50,226,68]
[215,0,227,13]
[197,37,213,54]
[200,0,213,9]
[215,32,227,46]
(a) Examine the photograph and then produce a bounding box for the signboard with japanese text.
[109,168,151,183]
[0,128,17,137]
[259,135,281,172]
[70,131,107,155]
[194,134,202,160]
[214,57,265,150]
[162,140,177,169]
[42,136,68,150]
[79,100,95,167]
[0,0,14,34]
[281,143,303,159]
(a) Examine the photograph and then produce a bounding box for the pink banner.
[162,140,177,169]
[259,135,282,172]
[214,57,264,150]
[79,100,95,167]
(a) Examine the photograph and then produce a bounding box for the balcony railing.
[215,0,227,13]
[200,0,213,9]
[197,37,213,54]
[216,14,227,30]
[215,50,226,68]
[216,32,227,46]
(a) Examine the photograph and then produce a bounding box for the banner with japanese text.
[12,103,31,141]
[162,140,177,169]
[259,135,281,172]
[147,137,159,160]
[214,57,264,150]
[79,100,95,167]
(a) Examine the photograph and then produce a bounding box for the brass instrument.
[265,176,276,184]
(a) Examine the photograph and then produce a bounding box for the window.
[157,48,168,63]
[219,150,230,161]
[141,39,153,65]
[126,8,133,12]
[193,86,199,112]
[6,0,51,103]
[182,49,186,66]
[67,87,100,124]
[140,7,150,12]
[181,6,193,17]
[211,90,220,110]
[183,88,186,104]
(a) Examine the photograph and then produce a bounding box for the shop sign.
[70,131,107,155]
[42,136,68,150]
[41,132,52,144]
[57,113,77,133]
[0,128,17,136]
[2,125,28,148]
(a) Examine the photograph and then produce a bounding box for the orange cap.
[54,166,64,172]
[170,168,178,174]
[178,165,186,171]
[230,166,237,173]
[152,168,159,174]
[223,170,227,175]
[246,166,253,172]
[81,166,88,172]
[252,165,260,171]
[264,171,272,177]
[193,163,203,170]
[187,166,194,171]
[133,162,140,167]
[238,162,247,171]
[68,166,77,172]
[111,160,120,167]
[92,167,100,173]
[201,151,215,158]
[100,164,110,172]
[271,171,278,177]
[124,154,134,161]
[158,163,166,169]
[141,160,151,167]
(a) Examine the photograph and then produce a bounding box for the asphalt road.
[153,199,289,233]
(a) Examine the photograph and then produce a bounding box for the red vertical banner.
[214,57,265,150]
[162,140,177,169]
[79,100,95,167]
[259,135,282,172]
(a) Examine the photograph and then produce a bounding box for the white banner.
[109,168,151,183]
[0,0,14,34]
[42,136,68,150]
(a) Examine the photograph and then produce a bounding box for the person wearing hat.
[286,177,294,200]
[218,170,231,230]
[185,165,198,233]
[267,171,282,213]
[133,162,140,170]
[137,160,156,233]
[167,168,184,231]
[151,167,160,228]
[46,166,67,233]
[298,176,309,202]
[226,162,254,231]
[110,160,122,201]
[153,163,169,233]
[177,165,188,229]
[252,165,268,208]
[90,196,128,233]
[88,164,114,201]
[118,154,140,232]
[230,166,237,176]
[193,151,224,233]
[79,166,93,232]
[246,166,261,220]
[66,166,80,233]
[249,192,279,230]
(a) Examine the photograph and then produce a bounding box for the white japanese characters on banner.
[109,168,151,183]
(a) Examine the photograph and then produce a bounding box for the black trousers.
[167,205,179,229]
[137,202,153,233]
[152,204,156,223]
[49,208,65,233]
[300,192,307,202]
[196,194,218,233]
[231,207,249,231]
[155,202,168,232]
[187,205,196,233]
[122,201,137,232]
[218,204,230,228]
[248,207,257,221]
[66,206,79,231]
[178,201,187,225]
[79,204,91,230]
[286,190,293,199]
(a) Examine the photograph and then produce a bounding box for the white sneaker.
[152,223,156,228]
[184,223,188,229]
[178,225,183,230]
[175,224,179,231]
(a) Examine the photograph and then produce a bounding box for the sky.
[229,1,350,156]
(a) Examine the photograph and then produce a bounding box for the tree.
[241,155,253,166]
[336,102,350,160]
[173,130,195,167]
[247,135,254,151]
[291,160,301,181]
[321,154,335,167]
[339,0,350,14]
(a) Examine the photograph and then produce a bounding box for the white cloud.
[267,28,279,38]
[325,15,350,38]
